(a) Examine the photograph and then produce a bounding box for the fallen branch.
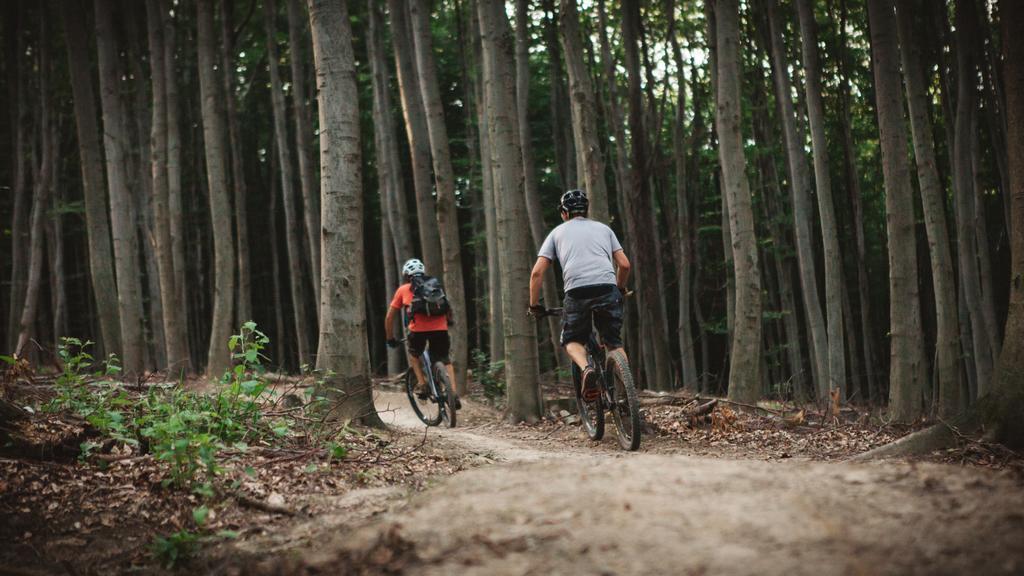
[236,493,296,516]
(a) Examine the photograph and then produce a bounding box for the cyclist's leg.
[561,293,593,370]
[594,287,627,360]
[429,331,458,396]
[406,332,428,387]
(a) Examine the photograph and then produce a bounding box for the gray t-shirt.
[538,217,623,291]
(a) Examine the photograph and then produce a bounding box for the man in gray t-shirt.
[529,189,631,401]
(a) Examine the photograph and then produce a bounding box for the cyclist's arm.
[529,256,552,307]
[613,249,631,290]
[385,305,399,340]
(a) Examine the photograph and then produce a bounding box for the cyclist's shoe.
[453,395,462,410]
[580,366,601,402]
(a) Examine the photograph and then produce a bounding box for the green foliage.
[151,529,200,568]
[471,349,505,402]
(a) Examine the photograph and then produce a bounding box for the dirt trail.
[277,392,1024,576]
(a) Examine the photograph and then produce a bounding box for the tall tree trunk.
[542,0,576,191]
[408,0,470,392]
[16,27,55,357]
[515,0,563,368]
[265,0,312,366]
[387,0,443,274]
[478,0,543,422]
[953,0,995,398]
[715,0,763,403]
[147,0,190,374]
[471,9,505,362]
[838,0,879,402]
[666,0,698,391]
[622,0,673,391]
[197,0,236,375]
[61,0,122,358]
[972,119,1001,362]
[48,187,67,346]
[268,139,288,366]
[308,0,382,426]
[895,0,961,417]
[558,0,610,223]
[287,0,321,303]
[867,0,927,422]
[986,0,1024,447]
[368,0,407,376]
[794,0,847,399]
[162,1,187,358]
[764,0,829,399]
[95,0,146,374]
[219,0,253,325]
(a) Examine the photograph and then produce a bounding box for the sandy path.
[274,392,1024,576]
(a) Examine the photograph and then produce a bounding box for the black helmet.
[559,189,589,214]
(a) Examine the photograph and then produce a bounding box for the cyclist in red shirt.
[384,259,459,403]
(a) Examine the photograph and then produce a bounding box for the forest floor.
[3,377,1024,575]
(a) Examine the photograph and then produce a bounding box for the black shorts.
[560,285,624,348]
[406,330,451,363]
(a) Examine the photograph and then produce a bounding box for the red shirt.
[390,283,448,333]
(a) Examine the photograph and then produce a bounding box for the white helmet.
[402,258,425,277]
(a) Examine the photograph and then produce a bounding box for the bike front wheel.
[606,349,640,451]
[406,368,443,426]
[433,362,457,428]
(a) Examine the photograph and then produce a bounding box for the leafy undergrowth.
[0,325,472,573]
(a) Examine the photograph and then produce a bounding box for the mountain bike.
[402,338,457,428]
[536,307,641,451]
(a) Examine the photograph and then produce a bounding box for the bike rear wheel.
[606,349,641,451]
[433,362,457,428]
[573,363,604,441]
[406,368,443,426]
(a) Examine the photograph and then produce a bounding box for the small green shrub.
[471,349,505,402]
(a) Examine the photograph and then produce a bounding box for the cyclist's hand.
[386,338,400,349]
[528,305,546,318]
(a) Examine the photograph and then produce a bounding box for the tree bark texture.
[162,2,187,351]
[197,0,237,375]
[95,0,146,375]
[867,0,927,422]
[794,0,847,398]
[715,0,763,403]
[387,0,444,274]
[265,0,313,366]
[895,0,961,416]
[408,0,470,391]
[478,0,543,422]
[308,0,382,426]
[61,0,123,359]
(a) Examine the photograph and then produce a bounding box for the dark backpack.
[410,275,450,317]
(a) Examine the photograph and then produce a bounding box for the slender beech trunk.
[867,0,927,421]
[367,1,414,261]
[623,0,673,391]
[986,0,1024,447]
[795,0,847,398]
[470,9,505,361]
[408,0,470,392]
[954,0,994,397]
[558,0,610,223]
[268,140,288,366]
[514,0,562,367]
[716,0,763,403]
[162,2,187,356]
[387,0,443,273]
[367,0,406,376]
[765,0,828,399]
[95,0,146,374]
[48,187,67,345]
[265,0,312,365]
[147,0,190,374]
[972,115,1002,362]
[308,0,382,426]
[287,0,321,302]
[2,1,19,353]
[219,0,253,325]
[62,0,122,358]
[197,0,236,375]
[16,30,54,357]
[895,0,961,416]
[478,0,543,422]
[542,0,576,190]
